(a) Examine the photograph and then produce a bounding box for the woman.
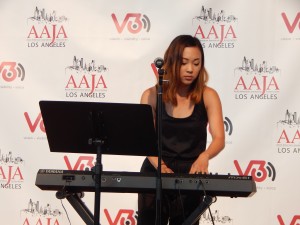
[138,35,225,225]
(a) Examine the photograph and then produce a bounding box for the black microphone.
[154,57,164,69]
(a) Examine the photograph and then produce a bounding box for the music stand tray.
[39,100,157,156]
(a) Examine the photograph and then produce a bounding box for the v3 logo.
[277,215,300,225]
[281,12,300,33]
[234,160,276,182]
[151,62,159,79]
[24,112,45,133]
[64,156,94,170]
[224,117,233,136]
[104,209,136,225]
[0,62,25,82]
[111,13,150,34]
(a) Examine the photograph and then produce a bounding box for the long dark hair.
[162,35,209,105]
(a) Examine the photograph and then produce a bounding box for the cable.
[175,180,186,222]
[56,186,72,225]
[198,179,215,225]
[60,199,72,225]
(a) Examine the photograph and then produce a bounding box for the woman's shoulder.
[203,86,219,97]
[140,86,157,106]
[203,86,221,105]
[142,85,156,95]
[141,86,156,99]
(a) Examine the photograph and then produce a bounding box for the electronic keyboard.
[35,169,256,197]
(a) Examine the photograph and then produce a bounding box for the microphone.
[154,57,164,69]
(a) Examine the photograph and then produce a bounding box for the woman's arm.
[189,87,225,174]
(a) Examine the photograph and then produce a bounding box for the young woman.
[138,35,225,225]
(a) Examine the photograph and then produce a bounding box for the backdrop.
[1,0,300,224]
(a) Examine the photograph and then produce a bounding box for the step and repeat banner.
[1,0,300,224]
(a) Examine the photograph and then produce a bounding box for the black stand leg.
[93,143,103,225]
[182,195,214,225]
[89,110,105,225]
[56,191,94,225]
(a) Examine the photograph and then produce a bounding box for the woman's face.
[179,46,202,87]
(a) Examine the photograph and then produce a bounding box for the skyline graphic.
[200,209,233,223]
[236,56,280,75]
[22,199,62,217]
[66,56,108,73]
[0,149,24,165]
[28,6,68,23]
[278,109,300,127]
[193,6,237,23]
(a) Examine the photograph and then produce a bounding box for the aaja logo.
[27,6,68,47]
[276,109,300,154]
[192,5,238,48]
[234,56,281,100]
[0,149,24,190]
[65,56,109,99]
[21,199,64,225]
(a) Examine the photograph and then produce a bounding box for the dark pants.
[137,158,202,225]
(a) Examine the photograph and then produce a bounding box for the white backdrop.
[1,0,300,224]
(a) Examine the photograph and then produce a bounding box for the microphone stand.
[155,66,165,225]
[89,111,105,225]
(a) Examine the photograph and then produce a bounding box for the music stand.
[39,100,157,225]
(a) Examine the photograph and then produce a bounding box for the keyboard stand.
[182,195,214,225]
[56,191,94,225]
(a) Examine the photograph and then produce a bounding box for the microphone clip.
[154,57,166,85]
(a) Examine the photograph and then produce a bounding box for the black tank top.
[161,99,208,161]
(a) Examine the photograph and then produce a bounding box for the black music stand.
[39,100,157,225]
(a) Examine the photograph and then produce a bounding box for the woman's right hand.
[148,156,174,173]
[161,164,174,173]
